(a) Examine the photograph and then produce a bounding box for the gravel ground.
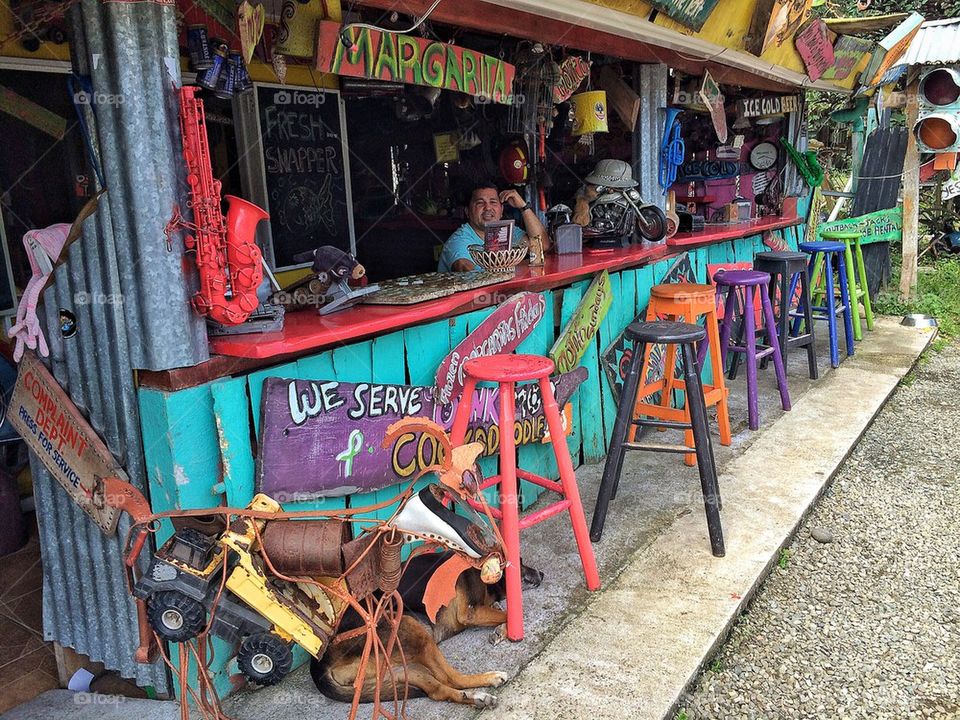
[681,339,960,720]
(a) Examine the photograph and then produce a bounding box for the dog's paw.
[485,671,508,687]
[488,624,507,645]
[465,690,498,708]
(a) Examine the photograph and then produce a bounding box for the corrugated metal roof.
[898,18,960,68]
[27,0,217,694]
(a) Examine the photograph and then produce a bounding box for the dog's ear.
[451,442,485,472]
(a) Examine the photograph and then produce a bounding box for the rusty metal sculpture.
[101,417,505,720]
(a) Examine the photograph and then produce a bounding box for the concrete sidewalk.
[492,318,933,720]
[1,318,934,720]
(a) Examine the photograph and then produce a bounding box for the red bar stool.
[450,354,601,641]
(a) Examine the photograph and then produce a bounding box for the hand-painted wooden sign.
[821,35,873,82]
[550,270,613,374]
[553,56,591,104]
[759,0,813,55]
[943,166,960,202]
[435,292,546,405]
[795,19,835,82]
[257,369,586,499]
[316,21,516,104]
[601,254,694,404]
[699,70,727,144]
[648,0,722,32]
[865,13,923,87]
[5,352,122,534]
[737,94,801,118]
[819,207,902,245]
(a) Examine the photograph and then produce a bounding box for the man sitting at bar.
[438,182,547,272]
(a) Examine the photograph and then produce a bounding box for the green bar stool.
[815,230,875,341]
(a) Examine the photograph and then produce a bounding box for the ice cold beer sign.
[737,95,800,119]
[257,370,586,499]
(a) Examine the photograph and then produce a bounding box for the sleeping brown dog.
[310,551,543,708]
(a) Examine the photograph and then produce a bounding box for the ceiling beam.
[352,0,802,93]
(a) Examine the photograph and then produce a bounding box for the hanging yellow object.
[275,0,326,58]
[571,90,609,136]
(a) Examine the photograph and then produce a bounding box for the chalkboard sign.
[253,84,354,270]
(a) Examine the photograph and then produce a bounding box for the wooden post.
[900,78,920,300]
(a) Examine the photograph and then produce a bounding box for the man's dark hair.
[463,180,499,207]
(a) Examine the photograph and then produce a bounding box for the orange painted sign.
[316,21,516,104]
[6,352,123,534]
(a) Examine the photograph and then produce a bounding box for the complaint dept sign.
[6,351,123,534]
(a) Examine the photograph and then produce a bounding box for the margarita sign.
[316,21,516,104]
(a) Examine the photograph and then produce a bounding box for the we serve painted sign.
[257,370,586,499]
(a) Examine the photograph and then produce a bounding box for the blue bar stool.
[795,241,854,368]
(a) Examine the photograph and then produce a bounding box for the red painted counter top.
[211,215,802,361]
[210,240,671,360]
[140,216,801,390]
[667,215,802,247]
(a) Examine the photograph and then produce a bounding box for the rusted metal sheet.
[26,0,211,692]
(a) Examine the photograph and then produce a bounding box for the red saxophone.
[178,86,269,325]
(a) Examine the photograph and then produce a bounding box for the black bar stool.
[590,320,725,557]
[753,250,817,380]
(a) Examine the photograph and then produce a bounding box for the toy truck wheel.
[147,591,205,642]
[237,633,293,686]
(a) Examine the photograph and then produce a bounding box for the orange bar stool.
[634,283,732,465]
[450,354,600,642]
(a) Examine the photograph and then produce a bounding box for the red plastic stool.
[450,354,600,641]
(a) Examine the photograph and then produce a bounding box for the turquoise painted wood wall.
[135,226,803,698]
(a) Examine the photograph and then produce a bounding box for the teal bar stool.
[818,230,875,341]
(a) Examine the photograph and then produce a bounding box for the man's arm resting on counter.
[520,207,549,249]
[451,258,477,272]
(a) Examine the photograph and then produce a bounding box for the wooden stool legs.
[451,365,599,642]
[593,321,725,557]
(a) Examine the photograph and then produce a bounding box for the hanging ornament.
[272,53,287,84]
[238,1,265,66]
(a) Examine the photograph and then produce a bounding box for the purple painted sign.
[434,292,546,405]
[257,368,586,500]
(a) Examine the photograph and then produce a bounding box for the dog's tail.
[310,657,427,704]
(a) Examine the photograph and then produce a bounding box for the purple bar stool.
[714,269,791,431]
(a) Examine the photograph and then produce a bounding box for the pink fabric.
[9,224,70,362]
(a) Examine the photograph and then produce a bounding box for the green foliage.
[675,711,690,720]
[778,548,791,570]
[816,0,960,20]
[874,258,960,337]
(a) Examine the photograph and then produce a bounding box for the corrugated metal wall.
[634,63,668,211]
[27,0,215,693]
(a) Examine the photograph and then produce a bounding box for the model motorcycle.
[575,159,668,249]
[582,186,669,249]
